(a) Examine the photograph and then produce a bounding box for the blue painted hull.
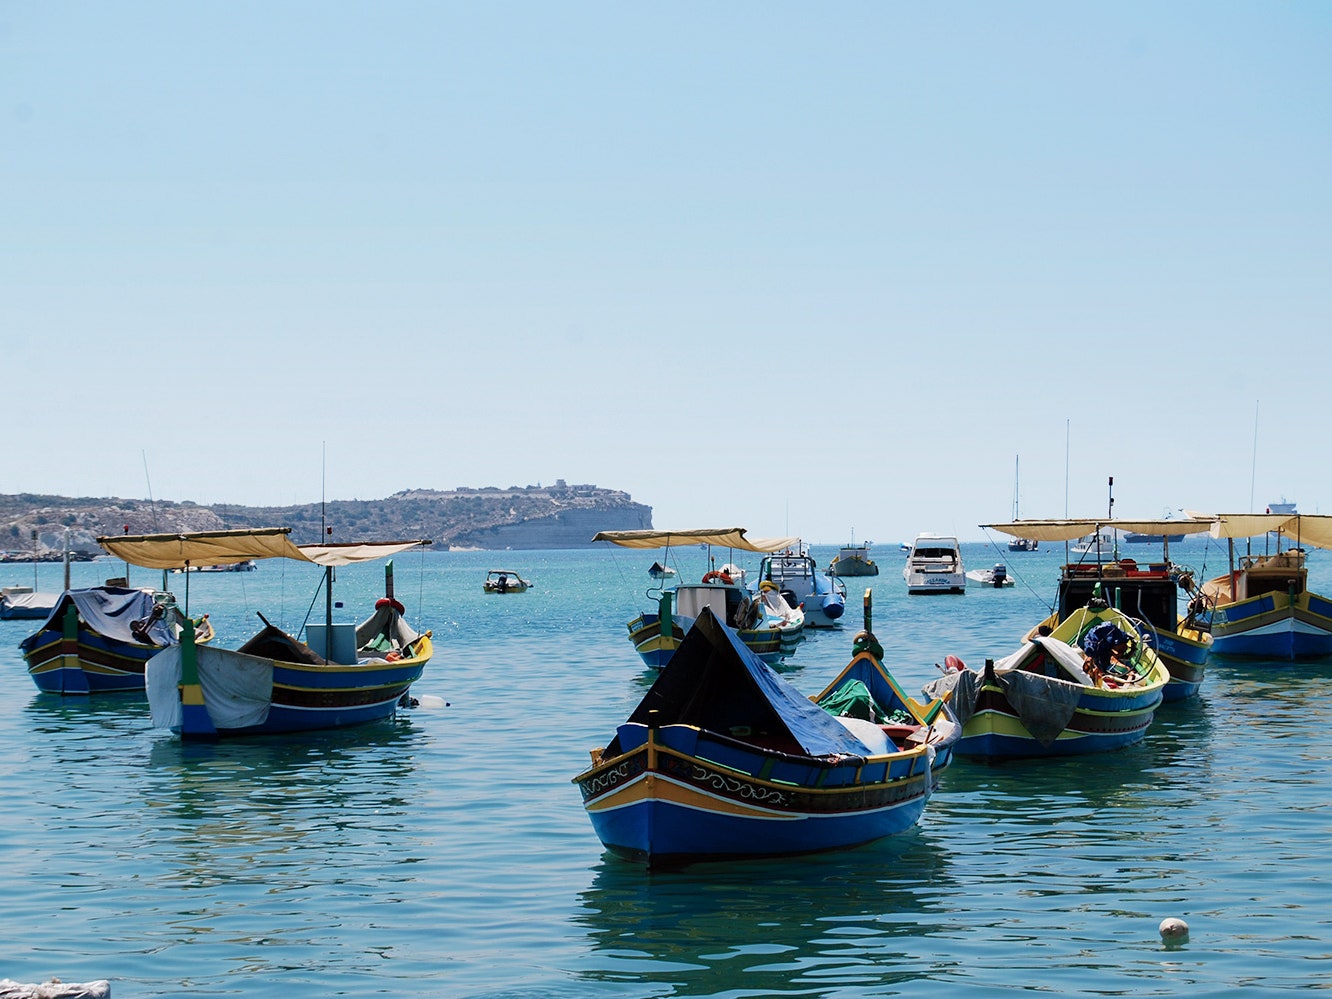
[1210,630,1332,660]
[1209,589,1332,661]
[585,773,929,863]
[22,627,160,695]
[627,612,792,667]
[1144,630,1209,702]
[151,642,431,740]
[577,726,939,865]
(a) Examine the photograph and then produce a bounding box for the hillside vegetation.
[0,481,652,556]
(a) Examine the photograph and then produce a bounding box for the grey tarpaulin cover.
[922,636,1091,746]
[18,586,179,652]
[620,607,878,758]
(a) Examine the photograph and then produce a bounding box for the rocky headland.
[0,481,652,557]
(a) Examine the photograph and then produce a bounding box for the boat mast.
[321,443,333,633]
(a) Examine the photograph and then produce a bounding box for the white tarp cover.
[592,527,800,552]
[147,645,274,731]
[981,519,1213,543]
[100,528,428,570]
[146,646,185,730]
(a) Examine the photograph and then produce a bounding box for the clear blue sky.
[3,3,1329,542]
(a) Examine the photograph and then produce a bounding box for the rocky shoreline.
[0,481,652,555]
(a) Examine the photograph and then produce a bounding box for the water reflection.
[574,834,955,994]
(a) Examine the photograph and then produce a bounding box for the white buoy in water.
[1159,917,1189,943]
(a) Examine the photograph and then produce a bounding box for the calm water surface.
[1,540,1328,996]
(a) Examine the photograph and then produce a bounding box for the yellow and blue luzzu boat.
[98,528,433,740]
[923,602,1168,760]
[1198,511,1332,660]
[981,517,1215,701]
[595,528,806,668]
[574,607,952,866]
[20,585,213,695]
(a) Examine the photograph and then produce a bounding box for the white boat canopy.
[1184,512,1332,551]
[980,518,1213,543]
[98,527,430,570]
[592,528,800,553]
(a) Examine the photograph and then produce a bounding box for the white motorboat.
[903,534,965,594]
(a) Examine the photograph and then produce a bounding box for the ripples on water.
[1,543,1330,996]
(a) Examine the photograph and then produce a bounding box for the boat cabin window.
[1242,572,1306,599]
[912,547,957,560]
[1059,579,1175,630]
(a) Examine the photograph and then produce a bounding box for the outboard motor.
[992,563,1008,587]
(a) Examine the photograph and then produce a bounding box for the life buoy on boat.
[702,571,733,584]
[943,654,967,672]
[376,597,406,614]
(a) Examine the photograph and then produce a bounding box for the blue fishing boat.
[595,528,805,667]
[19,585,213,694]
[573,606,954,866]
[984,516,1213,700]
[814,589,959,779]
[1199,512,1332,660]
[98,528,433,739]
[923,601,1169,759]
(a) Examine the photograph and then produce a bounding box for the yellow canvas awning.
[592,528,800,553]
[98,528,429,570]
[981,518,1212,543]
[1193,512,1332,550]
[295,540,432,567]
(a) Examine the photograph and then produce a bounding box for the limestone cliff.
[0,482,652,555]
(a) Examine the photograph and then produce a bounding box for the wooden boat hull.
[22,626,160,694]
[148,638,431,739]
[626,612,798,667]
[1051,562,1208,700]
[1150,626,1210,700]
[1209,589,1332,660]
[930,605,1168,760]
[575,723,937,864]
[19,591,207,695]
[955,680,1162,758]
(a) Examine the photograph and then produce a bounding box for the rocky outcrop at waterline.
[0,481,652,555]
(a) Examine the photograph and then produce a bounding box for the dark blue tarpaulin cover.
[625,608,871,757]
[18,586,179,651]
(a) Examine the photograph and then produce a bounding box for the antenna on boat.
[1063,420,1070,517]
[1107,475,1116,560]
[1249,400,1259,513]
[141,451,168,590]
[320,441,327,538]
[141,450,160,532]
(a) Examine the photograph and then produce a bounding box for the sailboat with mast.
[1008,456,1038,552]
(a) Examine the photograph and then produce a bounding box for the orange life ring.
[702,570,734,584]
[376,597,406,614]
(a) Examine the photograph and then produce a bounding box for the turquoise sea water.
[1,539,1329,996]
